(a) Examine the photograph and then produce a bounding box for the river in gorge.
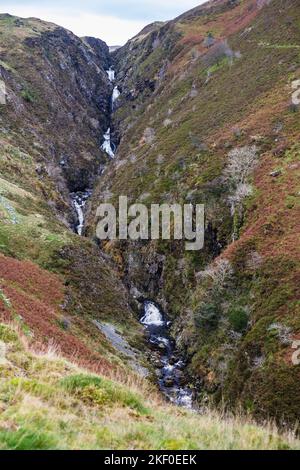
[70,68,193,409]
[71,67,119,233]
[141,301,194,409]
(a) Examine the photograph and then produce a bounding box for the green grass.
[0,289,11,308]
[0,160,74,269]
[0,427,57,450]
[60,374,149,415]
[20,88,37,103]
[0,323,299,450]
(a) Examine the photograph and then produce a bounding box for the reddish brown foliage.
[0,254,64,307]
[178,0,260,49]
[0,254,114,375]
[180,34,205,47]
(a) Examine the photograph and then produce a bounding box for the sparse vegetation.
[20,87,36,103]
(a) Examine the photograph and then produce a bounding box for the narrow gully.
[70,190,92,236]
[101,70,120,158]
[70,68,193,410]
[71,66,119,235]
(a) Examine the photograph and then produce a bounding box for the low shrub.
[60,374,149,415]
[228,306,248,333]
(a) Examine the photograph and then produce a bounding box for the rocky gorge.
[0,0,300,448]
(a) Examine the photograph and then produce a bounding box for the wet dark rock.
[270,170,282,178]
[176,371,188,386]
[169,356,178,366]
[164,377,175,388]
[140,301,193,409]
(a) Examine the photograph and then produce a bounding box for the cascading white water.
[101,127,115,159]
[141,302,165,326]
[101,69,121,158]
[112,86,120,108]
[71,69,119,232]
[106,67,115,82]
[71,190,92,236]
[72,66,193,408]
[140,301,193,409]
[74,200,84,236]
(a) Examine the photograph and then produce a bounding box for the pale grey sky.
[0,1,206,45]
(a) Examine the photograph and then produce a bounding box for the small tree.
[224,146,258,187]
[195,259,233,331]
[224,146,258,239]
[203,32,215,49]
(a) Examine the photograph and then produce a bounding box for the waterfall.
[112,86,120,109]
[71,190,92,236]
[106,67,115,82]
[140,301,193,409]
[101,69,121,158]
[80,66,193,409]
[74,200,84,236]
[71,72,120,233]
[141,302,165,326]
[101,127,115,159]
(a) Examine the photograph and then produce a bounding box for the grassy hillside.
[0,119,146,382]
[0,322,298,450]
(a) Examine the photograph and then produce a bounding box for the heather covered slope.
[87,0,300,427]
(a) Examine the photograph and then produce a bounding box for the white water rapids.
[141,301,193,409]
[101,127,115,159]
[71,190,92,236]
[106,67,115,82]
[141,302,165,326]
[101,69,120,159]
[74,200,84,236]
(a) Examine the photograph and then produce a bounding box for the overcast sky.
[0,1,206,45]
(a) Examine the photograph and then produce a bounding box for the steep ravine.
[141,301,193,408]
[83,0,300,429]
[1,1,300,432]
[70,64,119,235]
[71,64,194,408]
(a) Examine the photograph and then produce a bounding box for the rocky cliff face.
[82,36,111,70]
[87,0,300,428]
